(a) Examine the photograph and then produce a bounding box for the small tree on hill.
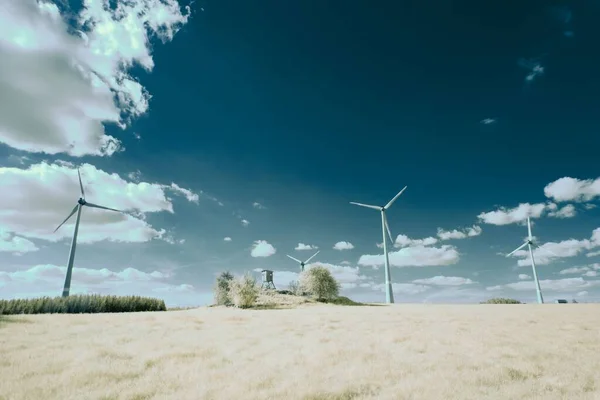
[300,265,340,301]
[230,273,260,308]
[214,271,234,306]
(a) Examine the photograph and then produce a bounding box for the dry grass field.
[1,303,600,400]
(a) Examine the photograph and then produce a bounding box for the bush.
[299,265,340,301]
[229,273,260,309]
[214,271,234,306]
[0,294,166,315]
[288,280,300,295]
[481,297,522,304]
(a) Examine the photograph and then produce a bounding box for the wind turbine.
[350,186,407,304]
[53,169,124,297]
[505,216,558,304]
[286,250,320,272]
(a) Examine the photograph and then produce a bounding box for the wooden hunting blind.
[261,269,276,290]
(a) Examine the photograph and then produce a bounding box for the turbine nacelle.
[78,198,86,206]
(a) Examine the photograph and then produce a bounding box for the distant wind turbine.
[350,186,407,304]
[505,216,559,304]
[54,169,125,297]
[286,250,320,272]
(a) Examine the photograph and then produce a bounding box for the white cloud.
[295,243,318,251]
[340,261,351,265]
[223,237,232,242]
[559,266,591,275]
[436,225,482,240]
[252,202,266,210]
[412,276,475,286]
[583,270,598,277]
[480,118,496,125]
[250,240,276,258]
[333,241,354,251]
[371,282,431,295]
[518,274,531,280]
[0,229,38,254]
[544,177,600,203]
[241,219,250,227]
[584,204,597,210]
[0,0,190,156]
[478,202,547,225]
[547,204,576,219]
[487,277,600,292]
[0,264,206,307]
[577,291,588,297]
[508,229,600,266]
[306,262,370,290]
[393,234,438,248]
[358,245,459,268]
[587,250,600,258]
[0,162,198,244]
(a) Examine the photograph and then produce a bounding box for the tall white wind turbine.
[286,250,320,272]
[53,169,124,297]
[350,186,407,304]
[505,216,558,304]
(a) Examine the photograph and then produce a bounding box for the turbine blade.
[304,250,320,264]
[383,212,393,244]
[54,205,79,233]
[527,217,532,240]
[506,242,528,257]
[78,168,85,198]
[84,202,123,213]
[349,202,380,210]
[533,243,559,258]
[286,255,302,263]
[384,186,407,209]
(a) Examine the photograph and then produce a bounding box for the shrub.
[229,273,260,309]
[0,294,166,315]
[214,271,234,306]
[481,297,522,304]
[300,265,340,301]
[288,280,300,295]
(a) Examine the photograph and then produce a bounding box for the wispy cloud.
[252,202,267,210]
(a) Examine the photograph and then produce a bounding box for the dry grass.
[1,304,600,400]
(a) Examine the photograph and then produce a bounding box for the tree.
[214,271,234,306]
[229,273,260,308]
[299,265,340,301]
[288,280,300,295]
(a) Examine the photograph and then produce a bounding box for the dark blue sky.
[128,0,599,204]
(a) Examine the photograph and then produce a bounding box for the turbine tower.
[286,250,320,272]
[53,169,124,297]
[505,216,558,304]
[350,186,407,304]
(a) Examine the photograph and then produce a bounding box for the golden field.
[1,303,599,400]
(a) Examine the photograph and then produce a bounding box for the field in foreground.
[1,304,599,400]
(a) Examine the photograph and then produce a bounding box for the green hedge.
[480,297,522,304]
[0,294,166,315]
